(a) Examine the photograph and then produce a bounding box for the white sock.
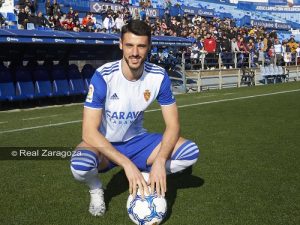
[70,150,103,190]
[71,167,102,190]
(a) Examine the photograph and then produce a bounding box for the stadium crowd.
[2,0,300,68]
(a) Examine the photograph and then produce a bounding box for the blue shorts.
[99,133,162,173]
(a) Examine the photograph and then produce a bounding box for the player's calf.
[70,150,106,216]
[166,140,199,174]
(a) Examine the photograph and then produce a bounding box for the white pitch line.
[22,114,60,121]
[0,88,299,135]
[0,121,8,124]
[0,120,82,134]
[147,89,300,112]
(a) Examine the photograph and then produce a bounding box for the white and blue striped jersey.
[84,60,175,142]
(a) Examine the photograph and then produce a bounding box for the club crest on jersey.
[144,89,151,102]
[86,84,94,103]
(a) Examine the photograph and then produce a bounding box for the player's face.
[120,32,150,71]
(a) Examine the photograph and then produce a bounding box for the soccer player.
[70,20,200,216]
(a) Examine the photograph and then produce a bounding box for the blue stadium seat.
[7,12,17,22]
[15,66,36,100]
[0,65,23,101]
[67,64,86,95]
[33,65,53,98]
[81,64,95,90]
[6,12,18,29]
[51,65,71,96]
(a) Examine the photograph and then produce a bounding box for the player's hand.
[123,162,149,199]
[149,158,167,197]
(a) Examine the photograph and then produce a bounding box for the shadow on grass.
[163,167,204,224]
[104,167,204,224]
[104,169,129,210]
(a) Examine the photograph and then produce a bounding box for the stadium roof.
[0,29,192,46]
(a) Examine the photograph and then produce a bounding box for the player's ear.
[119,38,123,50]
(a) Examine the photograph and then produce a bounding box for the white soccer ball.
[126,173,167,225]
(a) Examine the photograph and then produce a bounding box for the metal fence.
[170,53,300,93]
[185,52,300,71]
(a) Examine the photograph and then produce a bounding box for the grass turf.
[0,82,299,225]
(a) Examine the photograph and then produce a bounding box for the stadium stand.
[32,65,53,98]
[15,66,36,100]
[0,63,22,101]
[67,64,87,95]
[51,64,71,97]
[0,0,300,106]
[81,63,95,90]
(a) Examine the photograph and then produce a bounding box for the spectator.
[257,47,265,65]
[274,39,283,65]
[268,44,275,64]
[23,0,36,14]
[36,11,51,28]
[52,0,61,17]
[231,37,239,53]
[61,17,75,31]
[53,7,62,18]
[165,0,172,10]
[106,5,114,16]
[283,40,292,66]
[237,36,248,67]
[27,11,37,27]
[17,7,29,29]
[121,0,129,7]
[18,0,26,9]
[67,7,76,20]
[132,8,140,20]
[247,39,256,67]
[139,7,146,21]
[102,13,115,33]
[89,14,99,30]
[73,11,80,24]
[144,16,151,26]
[50,14,62,30]
[203,33,217,69]
[45,0,53,16]
[190,42,199,64]
[0,13,6,28]
[82,12,95,30]
[220,33,232,69]
[100,5,108,21]
[296,43,300,56]
[288,36,297,51]
[115,14,125,32]
[296,43,300,64]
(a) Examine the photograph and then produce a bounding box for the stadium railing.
[179,52,300,92]
[182,66,298,92]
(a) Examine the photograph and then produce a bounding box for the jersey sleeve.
[156,72,176,106]
[84,71,107,109]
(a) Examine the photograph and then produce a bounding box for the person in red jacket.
[203,33,217,69]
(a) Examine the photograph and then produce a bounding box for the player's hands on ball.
[124,162,149,199]
[149,158,167,197]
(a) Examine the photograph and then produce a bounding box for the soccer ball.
[126,173,167,225]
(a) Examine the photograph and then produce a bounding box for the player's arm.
[150,103,180,196]
[82,107,149,197]
[149,71,180,196]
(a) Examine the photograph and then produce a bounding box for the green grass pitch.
[0,82,299,225]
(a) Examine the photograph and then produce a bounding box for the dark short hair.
[121,20,151,43]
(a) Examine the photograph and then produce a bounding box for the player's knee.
[70,150,100,182]
[172,140,199,167]
[166,140,199,174]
